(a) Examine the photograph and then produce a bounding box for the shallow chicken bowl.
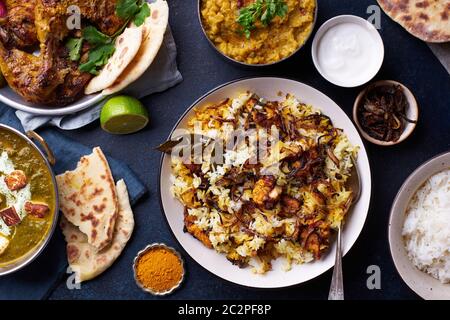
[133,243,185,296]
[389,152,450,300]
[158,77,372,289]
[0,86,105,116]
[353,80,419,146]
[0,124,59,276]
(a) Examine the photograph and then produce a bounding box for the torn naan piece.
[57,147,118,251]
[102,0,169,95]
[85,24,144,94]
[378,0,450,43]
[61,180,134,283]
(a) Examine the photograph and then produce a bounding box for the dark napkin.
[0,104,147,300]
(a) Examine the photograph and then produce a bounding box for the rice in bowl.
[403,169,450,283]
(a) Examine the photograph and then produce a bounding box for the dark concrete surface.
[11,0,450,300]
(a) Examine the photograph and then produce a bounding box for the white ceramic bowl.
[159,77,372,289]
[312,15,384,88]
[389,152,450,300]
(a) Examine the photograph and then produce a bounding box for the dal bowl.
[198,0,318,66]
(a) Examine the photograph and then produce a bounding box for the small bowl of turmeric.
[133,243,185,296]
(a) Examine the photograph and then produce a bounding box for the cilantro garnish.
[66,0,151,75]
[66,38,83,62]
[236,0,288,39]
[116,0,151,27]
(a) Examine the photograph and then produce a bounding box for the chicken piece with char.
[0,0,38,49]
[35,0,124,43]
[0,0,123,106]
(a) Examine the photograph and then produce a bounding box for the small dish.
[389,152,450,300]
[353,80,419,146]
[133,243,185,296]
[312,15,384,87]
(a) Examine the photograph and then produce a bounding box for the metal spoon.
[328,157,361,300]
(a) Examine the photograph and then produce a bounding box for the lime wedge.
[100,96,149,135]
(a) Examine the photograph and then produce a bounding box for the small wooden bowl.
[353,80,419,146]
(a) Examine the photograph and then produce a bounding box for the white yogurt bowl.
[312,15,384,88]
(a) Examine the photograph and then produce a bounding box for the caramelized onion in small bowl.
[353,80,419,146]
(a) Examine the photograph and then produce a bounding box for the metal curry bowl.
[0,124,59,276]
[197,0,318,67]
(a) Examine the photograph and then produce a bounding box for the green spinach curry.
[0,128,56,266]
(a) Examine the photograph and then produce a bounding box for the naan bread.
[61,180,134,283]
[57,147,118,251]
[378,0,450,43]
[102,0,169,95]
[85,24,144,94]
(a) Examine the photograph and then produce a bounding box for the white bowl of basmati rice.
[389,152,450,300]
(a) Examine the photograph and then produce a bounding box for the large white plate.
[159,77,372,288]
[389,152,450,300]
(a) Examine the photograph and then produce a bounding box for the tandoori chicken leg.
[0,0,38,49]
[0,0,123,106]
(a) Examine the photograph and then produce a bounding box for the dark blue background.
[7,0,450,300]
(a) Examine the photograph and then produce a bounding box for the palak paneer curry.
[0,128,56,266]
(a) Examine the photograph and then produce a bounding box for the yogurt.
[312,16,384,87]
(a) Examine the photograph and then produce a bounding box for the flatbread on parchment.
[57,147,118,251]
[102,0,169,95]
[378,0,450,43]
[85,24,144,94]
[61,180,134,283]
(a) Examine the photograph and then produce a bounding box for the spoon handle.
[328,225,344,300]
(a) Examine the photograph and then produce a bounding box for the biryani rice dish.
[200,0,316,65]
[170,92,358,273]
[403,169,450,284]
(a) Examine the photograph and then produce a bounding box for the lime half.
[100,96,149,135]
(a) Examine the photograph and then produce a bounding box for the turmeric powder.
[135,247,184,293]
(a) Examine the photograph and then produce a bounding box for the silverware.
[328,157,361,300]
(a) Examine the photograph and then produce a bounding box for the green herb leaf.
[82,26,111,45]
[236,0,288,39]
[116,0,140,20]
[77,0,147,74]
[79,43,116,75]
[66,38,83,61]
[134,2,150,27]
